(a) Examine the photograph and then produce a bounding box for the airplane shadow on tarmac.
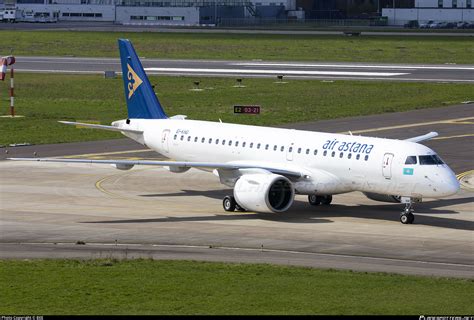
[86,189,474,231]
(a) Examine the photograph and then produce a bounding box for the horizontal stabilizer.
[405,131,438,143]
[59,121,143,134]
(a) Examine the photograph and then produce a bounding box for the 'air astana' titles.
[322,139,374,154]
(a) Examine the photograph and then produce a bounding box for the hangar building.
[382,0,473,25]
[1,0,302,25]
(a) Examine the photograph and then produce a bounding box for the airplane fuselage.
[116,118,459,199]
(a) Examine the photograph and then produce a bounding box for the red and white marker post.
[1,56,16,117]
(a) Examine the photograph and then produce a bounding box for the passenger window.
[273,145,277,151]
[250,143,253,148]
[356,154,360,160]
[298,148,301,154]
[194,137,198,142]
[257,143,261,149]
[281,146,284,152]
[229,140,232,146]
[222,140,226,145]
[180,135,184,141]
[348,153,352,159]
[314,149,318,155]
[201,138,205,143]
[331,151,335,157]
[339,152,343,158]
[289,147,293,153]
[187,136,191,142]
[209,138,212,144]
[216,139,219,144]
[174,135,177,140]
[265,144,269,150]
[323,150,327,156]
[242,142,246,147]
[365,155,369,161]
[235,141,239,147]
[405,156,417,165]
[306,149,310,155]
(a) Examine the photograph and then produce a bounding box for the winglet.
[405,131,438,143]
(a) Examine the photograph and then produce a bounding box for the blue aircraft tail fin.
[118,39,167,119]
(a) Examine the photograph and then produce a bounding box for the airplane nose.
[442,171,460,196]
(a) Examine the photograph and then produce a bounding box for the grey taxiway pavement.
[1,104,473,277]
[14,56,474,83]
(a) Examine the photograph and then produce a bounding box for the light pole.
[214,0,217,26]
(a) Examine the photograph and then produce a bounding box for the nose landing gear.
[400,198,417,224]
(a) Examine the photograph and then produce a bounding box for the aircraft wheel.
[235,203,246,212]
[308,194,321,206]
[400,212,415,224]
[223,196,236,212]
[321,195,333,205]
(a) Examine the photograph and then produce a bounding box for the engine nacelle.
[112,163,134,171]
[165,166,191,173]
[363,192,401,203]
[234,174,294,213]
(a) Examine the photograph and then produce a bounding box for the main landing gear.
[400,202,415,224]
[223,196,246,212]
[308,194,332,206]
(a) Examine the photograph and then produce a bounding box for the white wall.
[17,3,115,21]
[382,7,474,24]
[416,0,470,8]
[116,6,199,25]
[250,0,295,10]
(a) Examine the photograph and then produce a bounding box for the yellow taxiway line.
[456,170,474,192]
[341,116,474,135]
[61,149,154,159]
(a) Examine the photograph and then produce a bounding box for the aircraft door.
[161,129,170,153]
[382,153,394,179]
[286,142,294,161]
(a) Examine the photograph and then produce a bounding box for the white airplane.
[10,39,460,224]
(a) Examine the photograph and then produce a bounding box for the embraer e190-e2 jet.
[11,39,460,224]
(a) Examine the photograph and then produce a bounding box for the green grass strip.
[1,73,472,145]
[0,259,473,315]
[3,30,474,64]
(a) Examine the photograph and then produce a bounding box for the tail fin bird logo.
[127,64,143,99]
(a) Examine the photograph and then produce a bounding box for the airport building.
[382,0,474,25]
[1,0,302,25]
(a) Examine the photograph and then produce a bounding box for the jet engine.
[234,174,294,213]
[363,192,401,203]
[112,163,134,170]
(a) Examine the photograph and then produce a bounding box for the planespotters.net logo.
[420,316,474,320]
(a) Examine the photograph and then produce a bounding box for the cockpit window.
[419,155,444,165]
[405,156,417,165]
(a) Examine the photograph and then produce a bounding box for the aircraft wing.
[8,158,303,179]
[405,131,438,143]
[59,121,143,134]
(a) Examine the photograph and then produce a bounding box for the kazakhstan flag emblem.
[403,168,414,175]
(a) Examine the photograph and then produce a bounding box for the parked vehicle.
[0,9,17,22]
[404,20,419,28]
[419,20,434,28]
